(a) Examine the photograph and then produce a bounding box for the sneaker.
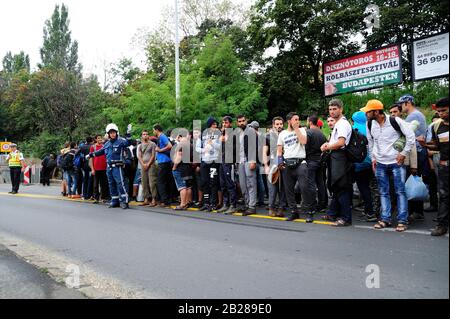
[431,225,448,236]
[305,214,314,223]
[412,213,425,221]
[224,206,237,215]
[286,212,299,222]
[242,207,256,216]
[276,208,285,218]
[424,206,438,213]
[199,205,209,211]
[268,208,277,217]
[364,215,378,222]
[120,202,129,209]
[217,205,229,213]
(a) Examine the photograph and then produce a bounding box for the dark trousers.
[76,169,83,195]
[408,148,428,216]
[82,168,93,199]
[201,162,220,207]
[220,164,237,207]
[316,165,328,210]
[256,165,266,205]
[93,170,109,201]
[10,167,21,192]
[355,168,375,216]
[437,164,449,228]
[306,160,326,211]
[41,167,52,186]
[423,167,439,208]
[327,189,353,223]
[282,161,313,212]
[157,162,173,205]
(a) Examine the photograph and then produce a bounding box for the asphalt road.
[0,244,85,299]
[0,185,448,298]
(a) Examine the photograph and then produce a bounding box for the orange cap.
[360,99,384,113]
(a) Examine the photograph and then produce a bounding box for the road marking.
[2,192,444,235]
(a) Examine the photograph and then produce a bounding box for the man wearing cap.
[419,97,449,236]
[6,144,26,194]
[320,99,354,226]
[398,94,429,222]
[363,99,415,232]
[264,116,287,217]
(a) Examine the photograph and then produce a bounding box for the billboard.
[412,32,449,81]
[323,44,402,97]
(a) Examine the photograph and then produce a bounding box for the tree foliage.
[39,4,81,73]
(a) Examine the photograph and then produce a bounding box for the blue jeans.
[67,170,78,196]
[376,163,408,224]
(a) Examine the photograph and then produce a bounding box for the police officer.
[86,124,132,209]
[6,143,25,194]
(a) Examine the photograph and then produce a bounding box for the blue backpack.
[73,153,82,169]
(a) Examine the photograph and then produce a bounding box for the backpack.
[346,128,369,163]
[61,152,74,171]
[73,152,82,169]
[367,115,402,137]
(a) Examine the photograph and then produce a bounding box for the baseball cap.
[317,119,324,128]
[360,99,384,113]
[249,121,260,129]
[397,94,415,104]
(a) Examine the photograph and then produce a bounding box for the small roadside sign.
[0,142,12,153]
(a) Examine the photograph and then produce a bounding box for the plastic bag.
[405,175,429,201]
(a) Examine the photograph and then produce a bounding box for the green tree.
[39,3,81,73]
[247,0,366,118]
[106,58,141,93]
[113,32,267,132]
[362,0,449,81]
[2,51,30,74]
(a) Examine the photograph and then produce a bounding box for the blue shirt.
[156,134,172,163]
[406,110,427,151]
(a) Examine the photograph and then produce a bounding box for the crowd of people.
[34,95,448,237]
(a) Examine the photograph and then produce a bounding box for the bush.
[20,132,66,159]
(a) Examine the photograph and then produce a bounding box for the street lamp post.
[175,0,181,121]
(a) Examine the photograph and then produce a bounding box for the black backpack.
[367,116,403,137]
[346,128,368,163]
[61,152,74,171]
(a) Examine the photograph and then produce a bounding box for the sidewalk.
[0,244,86,299]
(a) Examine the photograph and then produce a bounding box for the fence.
[0,155,42,185]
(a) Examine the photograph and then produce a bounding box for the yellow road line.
[0,192,334,225]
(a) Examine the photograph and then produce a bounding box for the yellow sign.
[0,142,12,153]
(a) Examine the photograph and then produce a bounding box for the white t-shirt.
[277,128,306,159]
[329,117,352,148]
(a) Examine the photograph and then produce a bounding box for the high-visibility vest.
[8,151,23,167]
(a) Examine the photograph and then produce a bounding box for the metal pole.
[175,0,181,120]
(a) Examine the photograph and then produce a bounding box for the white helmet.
[106,123,119,134]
